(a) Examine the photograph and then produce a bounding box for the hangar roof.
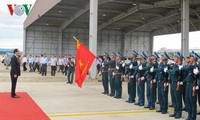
[24,0,200,35]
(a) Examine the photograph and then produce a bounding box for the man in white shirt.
[42,54,48,76]
[22,55,27,71]
[50,54,57,76]
[58,56,64,74]
[34,56,40,72]
[29,55,33,72]
[39,54,43,74]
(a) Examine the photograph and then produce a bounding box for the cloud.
[0,38,23,50]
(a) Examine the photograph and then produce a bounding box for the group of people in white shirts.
[21,54,76,78]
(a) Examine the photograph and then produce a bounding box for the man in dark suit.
[10,49,21,98]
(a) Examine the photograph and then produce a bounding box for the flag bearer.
[101,52,109,95]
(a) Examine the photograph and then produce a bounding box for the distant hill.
[0,48,14,55]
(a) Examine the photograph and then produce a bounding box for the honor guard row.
[99,51,200,120]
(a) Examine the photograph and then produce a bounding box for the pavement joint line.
[48,109,156,118]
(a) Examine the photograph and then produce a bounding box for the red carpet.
[0,92,50,120]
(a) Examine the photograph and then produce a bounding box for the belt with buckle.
[102,70,108,72]
[108,68,115,71]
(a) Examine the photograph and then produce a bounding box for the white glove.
[150,67,154,72]
[179,65,183,70]
[164,67,168,73]
[112,72,115,76]
[193,68,199,75]
[195,67,199,74]
[122,63,125,67]
[196,86,199,90]
[116,66,119,70]
[102,63,105,67]
[129,64,133,69]
[179,82,183,85]
[193,86,196,91]
[164,83,169,86]
[141,77,145,80]
[139,65,142,70]
[153,79,156,83]
[130,75,134,78]
[99,72,101,75]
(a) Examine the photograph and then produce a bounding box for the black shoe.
[115,97,121,99]
[169,104,173,107]
[162,111,167,114]
[149,107,155,110]
[134,103,139,105]
[139,104,144,106]
[125,100,130,103]
[11,95,20,98]
[197,111,200,115]
[109,94,114,97]
[129,101,134,103]
[156,110,162,112]
[175,116,181,119]
[169,114,176,117]
[144,106,149,108]
[182,107,186,111]
[102,92,106,94]
[156,102,159,104]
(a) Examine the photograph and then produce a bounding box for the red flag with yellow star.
[75,40,96,88]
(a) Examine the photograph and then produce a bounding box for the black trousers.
[58,65,64,73]
[11,75,18,96]
[34,62,40,72]
[51,66,56,76]
[65,66,68,75]
[42,64,47,76]
[23,62,27,71]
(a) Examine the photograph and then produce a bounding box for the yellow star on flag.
[79,59,84,68]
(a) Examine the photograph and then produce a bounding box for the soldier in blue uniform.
[101,52,109,95]
[181,56,190,111]
[134,52,147,106]
[168,52,184,119]
[153,52,170,114]
[144,52,159,110]
[125,50,138,103]
[105,52,116,96]
[198,65,200,115]
[181,52,200,120]
[113,53,124,99]
[197,60,200,115]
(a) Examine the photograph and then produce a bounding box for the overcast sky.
[0,0,36,51]
[0,0,199,52]
[154,31,200,51]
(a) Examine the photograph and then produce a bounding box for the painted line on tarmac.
[48,109,156,118]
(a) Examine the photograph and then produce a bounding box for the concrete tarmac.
[0,64,199,120]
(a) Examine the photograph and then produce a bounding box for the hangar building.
[24,0,200,78]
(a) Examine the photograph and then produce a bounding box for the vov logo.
[7,4,32,16]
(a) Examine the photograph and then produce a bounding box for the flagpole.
[73,36,102,63]
[73,36,78,41]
